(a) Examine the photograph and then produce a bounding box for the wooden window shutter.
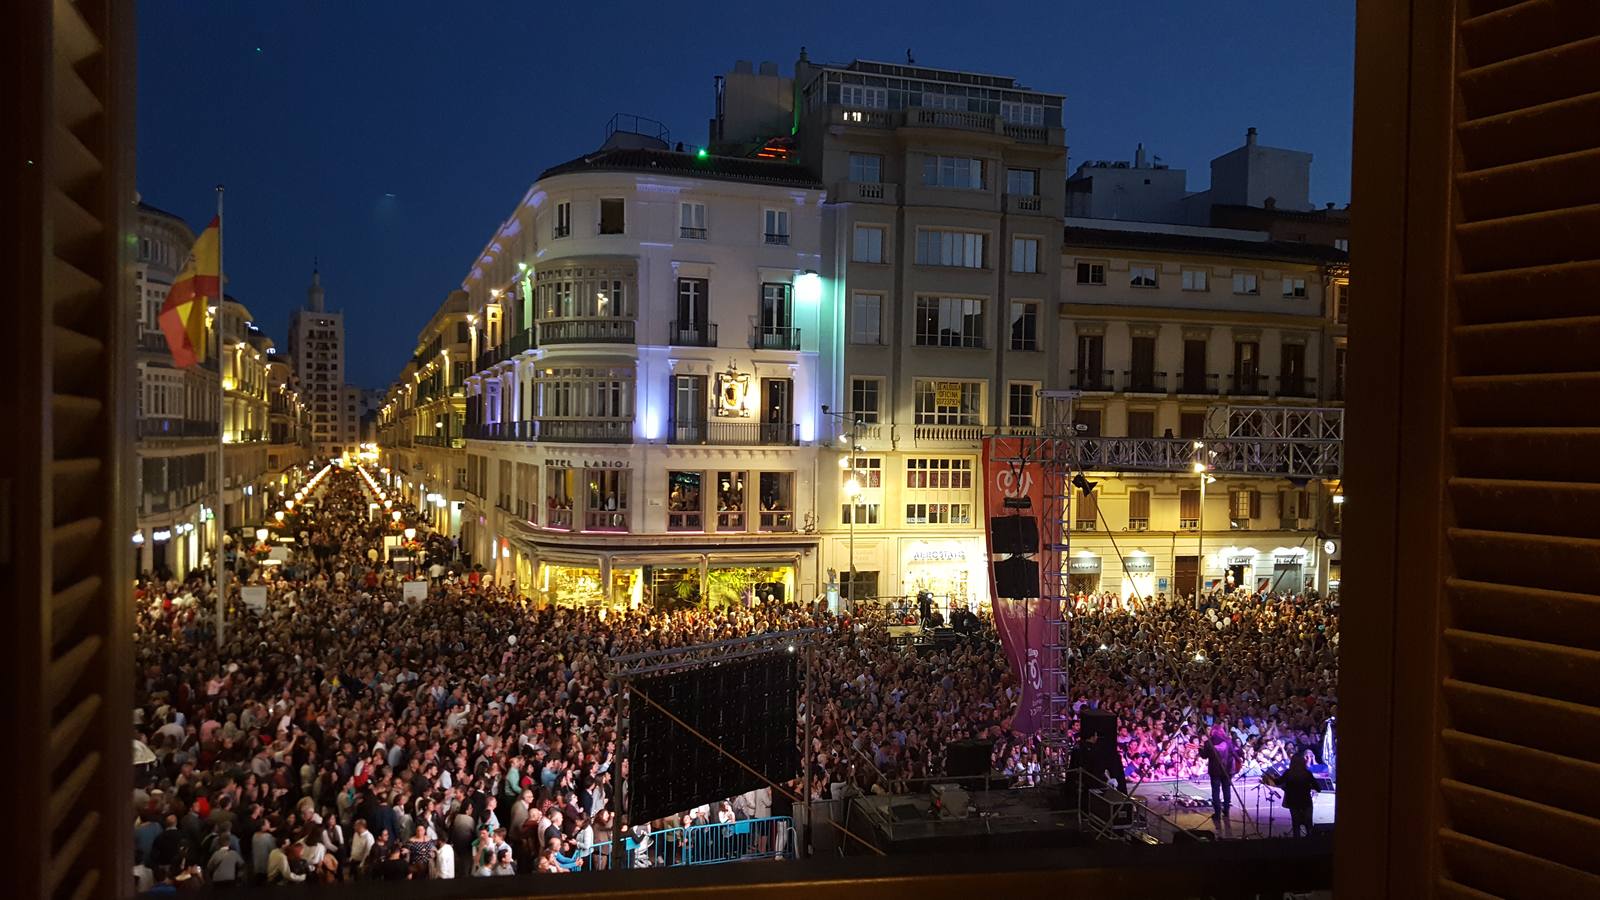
[1129,489,1151,519]
[1249,490,1261,519]
[1179,489,1199,520]
[1341,2,1600,897]
[6,3,138,899]
[1076,489,1098,524]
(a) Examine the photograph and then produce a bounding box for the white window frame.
[1282,276,1309,298]
[1181,268,1209,291]
[1007,381,1039,428]
[679,201,707,239]
[554,201,572,238]
[903,457,975,525]
[850,293,883,345]
[848,153,883,183]
[1233,271,1261,295]
[913,379,984,425]
[921,155,986,189]
[1011,237,1040,274]
[915,229,987,269]
[1130,263,1159,288]
[1009,300,1040,351]
[853,225,885,263]
[1077,260,1107,285]
[849,376,883,423]
[914,296,985,348]
[763,208,790,245]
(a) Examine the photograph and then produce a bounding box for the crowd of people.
[130,464,1337,890]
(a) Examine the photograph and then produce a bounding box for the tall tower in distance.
[287,265,354,457]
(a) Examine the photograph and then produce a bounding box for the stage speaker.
[989,515,1039,554]
[944,738,993,778]
[993,555,1040,599]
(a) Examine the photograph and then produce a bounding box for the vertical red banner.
[982,437,1060,736]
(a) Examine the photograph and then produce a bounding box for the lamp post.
[821,405,866,612]
[1192,442,1217,607]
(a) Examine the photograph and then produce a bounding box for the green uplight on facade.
[697,148,709,159]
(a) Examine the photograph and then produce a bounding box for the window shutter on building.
[1249,490,1261,519]
[1179,489,1200,520]
[1076,489,1097,524]
[1129,490,1151,519]
[1342,2,1600,897]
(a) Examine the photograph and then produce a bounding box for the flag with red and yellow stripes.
[158,216,220,368]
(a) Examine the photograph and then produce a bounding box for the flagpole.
[214,184,227,648]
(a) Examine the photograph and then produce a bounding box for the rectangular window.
[849,153,883,183]
[843,455,882,489]
[914,297,984,348]
[853,225,885,263]
[841,502,880,525]
[840,571,879,601]
[841,456,882,525]
[545,465,574,529]
[1127,410,1156,438]
[1281,342,1307,395]
[1128,490,1151,531]
[915,230,986,268]
[914,380,982,425]
[851,293,882,345]
[999,102,1045,126]
[1282,276,1308,298]
[1077,261,1106,285]
[1180,410,1206,439]
[585,468,629,531]
[1075,334,1106,388]
[1334,284,1350,323]
[757,283,793,348]
[1075,488,1098,530]
[676,278,708,327]
[1235,341,1261,384]
[1181,339,1209,392]
[758,472,794,531]
[764,208,790,245]
[667,471,703,531]
[921,155,985,189]
[1009,301,1038,351]
[1335,346,1348,399]
[850,377,881,423]
[1011,238,1039,273]
[1232,271,1261,295]
[716,471,746,531]
[841,85,887,108]
[598,199,625,235]
[1130,264,1158,288]
[671,374,706,441]
[904,458,974,525]
[1007,383,1036,428]
[1179,488,1200,529]
[679,202,707,239]
[1182,268,1209,291]
[1231,489,1261,520]
[1006,168,1038,196]
[1130,336,1157,389]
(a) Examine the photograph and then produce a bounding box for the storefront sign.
[1123,555,1156,574]
[1228,555,1254,566]
[152,529,173,542]
[909,548,966,563]
[1274,554,1304,566]
[1068,556,1102,574]
[546,459,628,469]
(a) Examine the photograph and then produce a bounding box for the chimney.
[1263,196,1277,210]
[1134,143,1148,168]
[1246,126,1258,148]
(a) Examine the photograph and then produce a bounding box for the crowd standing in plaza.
[130,466,1337,889]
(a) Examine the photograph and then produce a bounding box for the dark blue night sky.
[137,1,1354,390]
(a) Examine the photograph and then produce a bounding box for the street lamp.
[403,527,416,541]
[822,404,867,611]
[392,510,402,523]
[274,510,285,523]
[1192,450,1218,605]
[255,528,268,543]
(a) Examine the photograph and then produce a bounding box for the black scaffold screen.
[628,651,798,823]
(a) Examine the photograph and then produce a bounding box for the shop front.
[1068,552,1102,594]
[899,537,986,609]
[1268,547,1311,594]
[1121,551,1158,601]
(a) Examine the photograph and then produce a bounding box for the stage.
[1131,776,1337,839]
[845,787,1092,855]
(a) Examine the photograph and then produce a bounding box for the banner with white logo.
[982,437,1060,736]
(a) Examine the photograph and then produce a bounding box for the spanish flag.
[158,216,221,368]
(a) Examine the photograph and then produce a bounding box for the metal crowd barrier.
[621,816,796,869]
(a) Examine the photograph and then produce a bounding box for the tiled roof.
[538,148,822,189]
[1064,225,1350,265]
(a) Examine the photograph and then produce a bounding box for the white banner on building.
[402,580,429,603]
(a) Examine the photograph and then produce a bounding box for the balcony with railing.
[1229,372,1272,397]
[670,418,799,446]
[1122,370,1169,394]
[1006,193,1045,215]
[1070,435,1343,478]
[464,420,538,442]
[670,320,717,347]
[826,106,1061,145]
[415,434,465,449]
[226,429,264,443]
[751,323,801,351]
[679,226,707,240]
[537,418,631,443]
[1276,375,1320,400]
[539,318,635,345]
[507,326,537,355]
[763,232,790,246]
[1071,368,1115,392]
[834,181,897,204]
[1176,371,1221,395]
[585,508,630,532]
[909,107,995,133]
[913,423,985,445]
[138,418,217,438]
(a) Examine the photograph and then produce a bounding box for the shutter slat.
[1440,830,1600,899]
[1452,427,1600,482]
[1440,779,1600,876]
[1459,0,1600,68]
[63,869,99,900]
[1444,679,1600,764]
[1444,627,1600,708]
[1454,315,1600,375]
[43,636,101,712]
[1458,33,1600,120]
[1455,202,1600,273]
[1458,90,1600,171]
[1453,374,1600,426]
[49,695,101,762]
[50,575,102,650]
[1442,730,1600,821]
[50,0,102,63]
[1449,528,1600,594]
[1456,146,1600,221]
[1448,478,1600,537]
[48,752,98,831]
[45,811,100,895]
[1456,259,1600,325]
[1448,578,1600,652]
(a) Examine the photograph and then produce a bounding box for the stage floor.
[1132,776,1336,839]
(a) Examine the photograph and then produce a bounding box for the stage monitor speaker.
[944,738,993,778]
[993,555,1040,599]
[989,515,1039,554]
